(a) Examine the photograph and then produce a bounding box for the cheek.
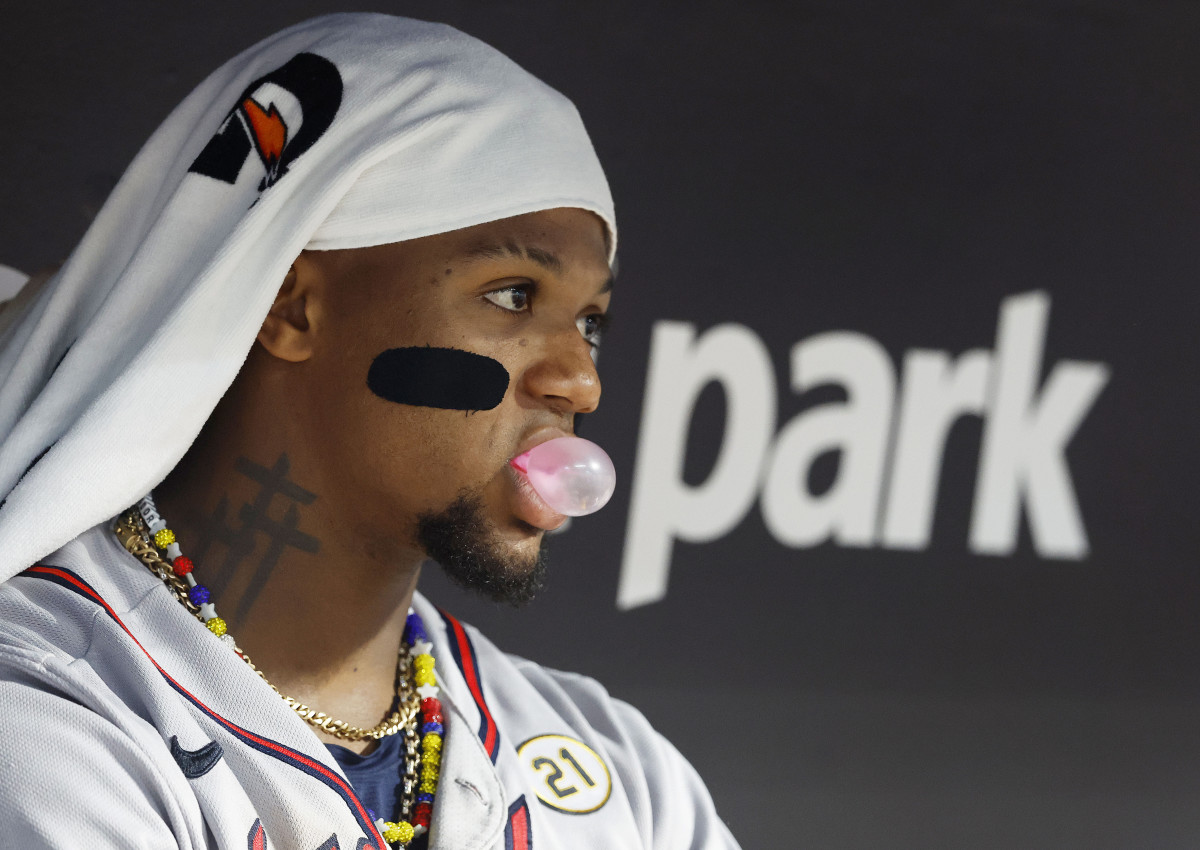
[347,402,497,517]
[367,347,510,411]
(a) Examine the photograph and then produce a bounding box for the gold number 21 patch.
[517,735,612,814]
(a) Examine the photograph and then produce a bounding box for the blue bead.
[404,612,428,643]
[416,793,434,803]
[189,585,211,605]
[421,721,444,735]
[368,809,376,820]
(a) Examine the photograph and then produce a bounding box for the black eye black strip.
[367,347,510,411]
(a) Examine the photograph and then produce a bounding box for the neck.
[154,399,424,751]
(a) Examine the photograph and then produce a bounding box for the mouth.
[506,429,571,532]
[508,460,568,532]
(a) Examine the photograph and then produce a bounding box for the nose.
[521,330,602,416]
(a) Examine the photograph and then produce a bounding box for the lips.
[507,431,568,531]
[508,460,567,531]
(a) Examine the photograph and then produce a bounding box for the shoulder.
[420,600,740,849]
[506,651,653,740]
[422,601,633,733]
[0,568,189,847]
[0,522,165,661]
[0,522,205,749]
[500,653,701,800]
[419,600,671,757]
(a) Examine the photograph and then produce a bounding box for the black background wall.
[4,2,1200,846]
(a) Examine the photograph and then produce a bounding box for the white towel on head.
[0,13,616,584]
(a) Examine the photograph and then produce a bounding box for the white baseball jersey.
[0,523,739,849]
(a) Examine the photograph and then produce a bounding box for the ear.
[257,256,320,363]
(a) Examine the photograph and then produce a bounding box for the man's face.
[293,208,612,600]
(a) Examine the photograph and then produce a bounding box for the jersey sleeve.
[0,644,193,848]
[606,695,741,850]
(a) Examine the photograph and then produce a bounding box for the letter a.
[761,332,894,548]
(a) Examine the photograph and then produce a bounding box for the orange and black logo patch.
[189,52,342,192]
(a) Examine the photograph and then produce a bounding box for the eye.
[577,312,609,348]
[483,284,531,312]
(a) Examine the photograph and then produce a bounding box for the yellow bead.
[206,617,228,637]
[419,776,438,794]
[423,750,441,768]
[413,654,434,671]
[154,528,176,548]
[382,820,414,844]
[414,669,435,687]
[421,760,438,779]
[423,732,442,752]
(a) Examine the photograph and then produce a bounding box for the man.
[0,13,738,850]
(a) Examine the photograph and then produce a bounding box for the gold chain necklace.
[114,507,420,743]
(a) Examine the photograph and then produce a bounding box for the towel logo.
[190,52,343,192]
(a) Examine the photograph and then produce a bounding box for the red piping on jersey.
[438,607,501,762]
[505,795,533,850]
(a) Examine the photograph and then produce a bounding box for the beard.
[416,490,548,606]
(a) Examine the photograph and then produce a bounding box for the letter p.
[618,322,775,609]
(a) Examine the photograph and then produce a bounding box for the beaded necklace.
[115,494,443,846]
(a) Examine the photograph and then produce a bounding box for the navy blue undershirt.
[327,735,404,826]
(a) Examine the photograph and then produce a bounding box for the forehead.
[302,207,613,309]
[415,208,611,275]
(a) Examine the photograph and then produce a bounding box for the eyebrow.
[461,240,614,294]
[462,240,563,274]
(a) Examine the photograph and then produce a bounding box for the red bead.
[421,697,442,716]
[425,713,443,725]
[172,556,194,576]
[413,802,432,826]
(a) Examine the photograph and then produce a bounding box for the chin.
[416,491,549,606]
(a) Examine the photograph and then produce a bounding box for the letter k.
[970,291,1110,558]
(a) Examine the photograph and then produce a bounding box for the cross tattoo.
[193,454,320,624]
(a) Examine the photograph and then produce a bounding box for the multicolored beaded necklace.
[115,494,444,846]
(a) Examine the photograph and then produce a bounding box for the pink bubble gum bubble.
[510,437,616,517]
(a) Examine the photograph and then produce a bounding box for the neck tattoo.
[115,494,444,846]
